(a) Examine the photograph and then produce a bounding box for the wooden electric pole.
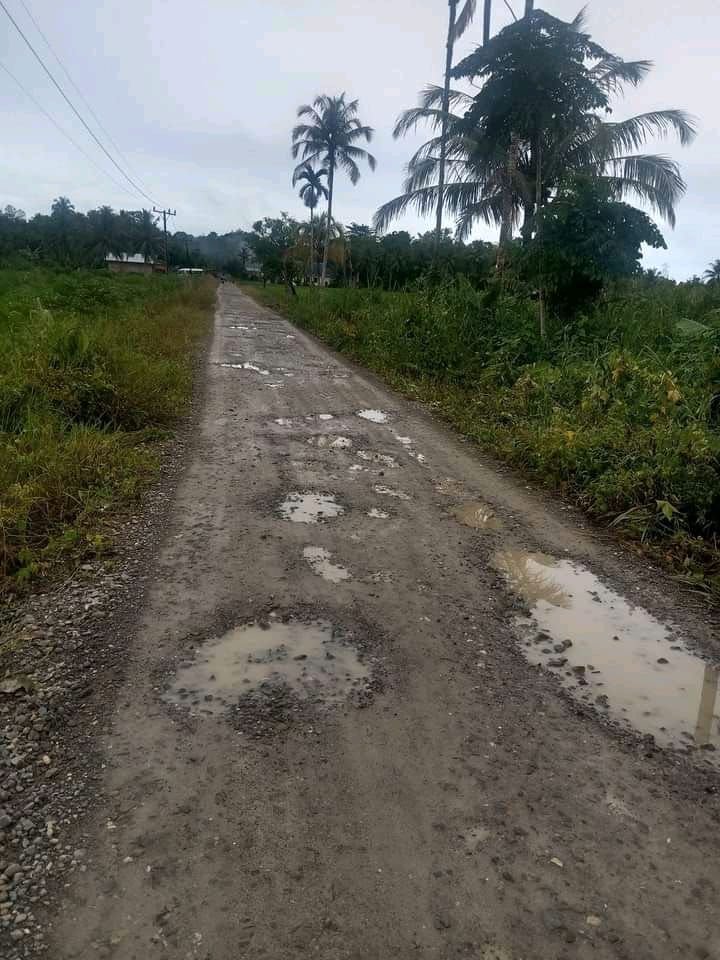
[153,207,176,272]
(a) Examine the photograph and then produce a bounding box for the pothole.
[495,550,720,759]
[357,450,397,467]
[373,484,410,500]
[451,502,501,531]
[279,492,344,523]
[219,361,270,375]
[164,619,369,717]
[306,435,352,449]
[357,409,389,423]
[303,547,351,583]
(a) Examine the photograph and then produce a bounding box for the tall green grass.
[1,269,214,586]
[246,280,720,596]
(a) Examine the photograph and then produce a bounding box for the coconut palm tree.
[704,260,720,284]
[435,2,477,253]
[292,163,328,281]
[134,209,161,262]
[292,94,376,285]
[376,11,695,242]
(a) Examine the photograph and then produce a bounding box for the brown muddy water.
[279,493,344,523]
[495,550,720,758]
[357,409,389,423]
[451,502,501,531]
[303,547,351,583]
[164,620,369,716]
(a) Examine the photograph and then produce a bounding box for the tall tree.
[377,12,695,241]
[704,260,720,284]
[435,2,477,253]
[133,209,161,262]
[292,163,328,281]
[292,94,376,284]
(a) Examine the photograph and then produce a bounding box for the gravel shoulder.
[2,285,718,960]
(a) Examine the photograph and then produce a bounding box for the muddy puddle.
[219,362,270,375]
[306,435,352,449]
[357,450,398,467]
[303,547,351,583]
[357,409,389,423]
[164,620,368,715]
[495,550,720,757]
[373,484,410,500]
[279,492,344,523]
[451,502,501,531]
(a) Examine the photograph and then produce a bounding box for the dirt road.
[51,285,719,959]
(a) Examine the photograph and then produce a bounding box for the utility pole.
[153,207,176,272]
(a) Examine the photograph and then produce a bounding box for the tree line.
[0,198,259,274]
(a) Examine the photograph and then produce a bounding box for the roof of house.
[104,253,155,264]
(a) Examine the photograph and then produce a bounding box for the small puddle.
[357,450,398,467]
[357,409,389,423]
[275,417,293,426]
[451,502,501,531]
[303,547,351,583]
[306,435,352,449]
[495,550,720,758]
[367,508,390,519]
[219,362,270,375]
[373,484,410,500]
[394,435,412,446]
[164,620,368,715]
[279,493,344,523]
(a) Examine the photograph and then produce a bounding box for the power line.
[0,59,143,204]
[0,0,158,207]
[16,0,154,200]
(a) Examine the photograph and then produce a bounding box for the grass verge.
[1,269,215,589]
[243,281,720,600]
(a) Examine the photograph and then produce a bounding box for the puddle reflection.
[494,550,720,759]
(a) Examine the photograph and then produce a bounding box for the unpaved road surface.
[50,286,719,959]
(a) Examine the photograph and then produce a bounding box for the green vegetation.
[245,281,720,597]
[0,268,214,588]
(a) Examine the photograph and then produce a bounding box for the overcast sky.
[0,0,716,277]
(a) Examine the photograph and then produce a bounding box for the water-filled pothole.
[219,361,269,375]
[357,409,389,423]
[451,502,501,531]
[303,547,351,583]
[279,492,344,523]
[495,550,720,758]
[164,620,369,716]
[306,435,352,449]
[373,484,410,500]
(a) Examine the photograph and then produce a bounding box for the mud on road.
[16,285,720,958]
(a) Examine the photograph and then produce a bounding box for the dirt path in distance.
[48,285,720,960]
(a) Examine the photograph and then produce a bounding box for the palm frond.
[601,153,686,227]
[454,0,477,39]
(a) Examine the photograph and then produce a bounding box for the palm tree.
[376,12,695,241]
[292,94,376,285]
[134,209,161,262]
[435,2,477,253]
[292,163,328,281]
[704,260,720,284]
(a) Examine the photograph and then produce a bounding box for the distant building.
[105,253,164,275]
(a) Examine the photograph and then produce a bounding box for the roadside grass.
[243,281,720,598]
[1,269,215,589]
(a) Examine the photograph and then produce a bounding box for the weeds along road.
[52,285,719,960]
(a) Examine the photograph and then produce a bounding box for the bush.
[0,269,214,584]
